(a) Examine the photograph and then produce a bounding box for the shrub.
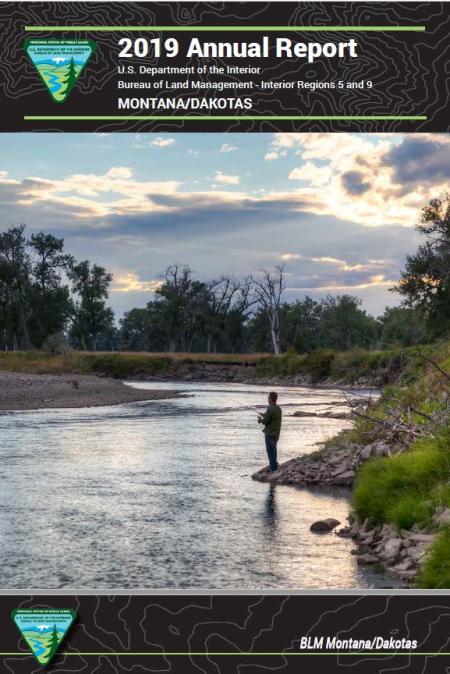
[417,527,450,588]
[307,349,336,383]
[353,432,450,528]
[41,333,72,355]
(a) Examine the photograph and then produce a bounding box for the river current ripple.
[0,381,391,589]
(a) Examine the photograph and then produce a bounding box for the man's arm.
[259,407,273,425]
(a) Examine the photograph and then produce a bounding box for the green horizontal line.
[24,25,426,32]
[24,115,426,121]
[0,651,450,657]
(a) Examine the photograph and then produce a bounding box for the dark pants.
[265,434,278,472]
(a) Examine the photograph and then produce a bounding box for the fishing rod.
[228,396,264,418]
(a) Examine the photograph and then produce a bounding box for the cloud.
[150,137,176,148]
[289,161,332,186]
[385,135,450,186]
[287,274,396,292]
[341,170,371,196]
[265,150,287,161]
[269,133,450,227]
[280,253,303,261]
[0,167,182,220]
[112,273,163,293]
[214,171,240,185]
[220,143,238,153]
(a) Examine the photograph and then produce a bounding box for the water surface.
[0,381,389,589]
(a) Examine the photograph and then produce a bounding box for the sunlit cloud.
[279,253,303,261]
[112,273,164,293]
[150,137,176,148]
[267,132,450,227]
[214,171,240,185]
[288,274,396,293]
[220,143,238,153]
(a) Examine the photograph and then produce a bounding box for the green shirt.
[261,403,282,440]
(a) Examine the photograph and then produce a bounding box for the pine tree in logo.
[48,624,59,660]
[63,57,78,98]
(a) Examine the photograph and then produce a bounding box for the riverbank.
[0,347,409,388]
[254,341,450,587]
[0,371,181,411]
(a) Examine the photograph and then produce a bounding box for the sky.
[1,131,448,319]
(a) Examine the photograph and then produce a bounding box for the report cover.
[0,1,450,671]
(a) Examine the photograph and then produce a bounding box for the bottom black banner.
[2,594,450,672]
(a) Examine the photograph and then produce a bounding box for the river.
[0,381,391,589]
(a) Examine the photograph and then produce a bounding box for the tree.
[120,307,155,351]
[318,295,379,350]
[279,297,322,353]
[48,624,59,659]
[394,194,450,336]
[27,233,73,347]
[68,260,114,351]
[154,264,208,352]
[0,225,31,349]
[63,57,78,95]
[379,306,427,347]
[250,266,286,354]
[204,277,240,353]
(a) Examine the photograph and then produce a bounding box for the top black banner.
[0,1,449,132]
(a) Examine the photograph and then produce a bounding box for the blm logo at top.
[25,39,96,103]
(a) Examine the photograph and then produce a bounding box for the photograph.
[1,130,449,589]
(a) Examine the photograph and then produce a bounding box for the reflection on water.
[0,381,391,589]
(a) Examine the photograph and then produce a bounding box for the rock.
[379,523,398,539]
[331,463,351,477]
[395,569,417,581]
[404,533,437,544]
[433,508,450,528]
[336,526,354,538]
[360,445,374,460]
[357,553,378,565]
[359,531,375,546]
[390,559,414,573]
[373,443,390,456]
[407,545,429,564]
[379,538,402,562]
[333,470,355,484]
[328,411,352,419]
[310,518,341,533]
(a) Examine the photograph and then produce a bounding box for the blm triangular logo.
[25,39,96,103]
[12,608,76,666]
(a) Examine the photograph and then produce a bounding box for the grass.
[0,351,266,377]
[335,341,450,587]
[353,431,450,528]
[0,347,417,384]
[418,528,450,588]
[254,346,426,385]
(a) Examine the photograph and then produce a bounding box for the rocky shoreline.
[336,510,450,584]
[0,371,181,411]
[252,430,442,585]
[252,439,390,487]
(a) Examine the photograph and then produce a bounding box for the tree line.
[0,225,114,351]
[2,195,450,354]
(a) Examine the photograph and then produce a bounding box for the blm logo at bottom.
[12,608,76,666]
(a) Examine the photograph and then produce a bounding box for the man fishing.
[258,391,282,472]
